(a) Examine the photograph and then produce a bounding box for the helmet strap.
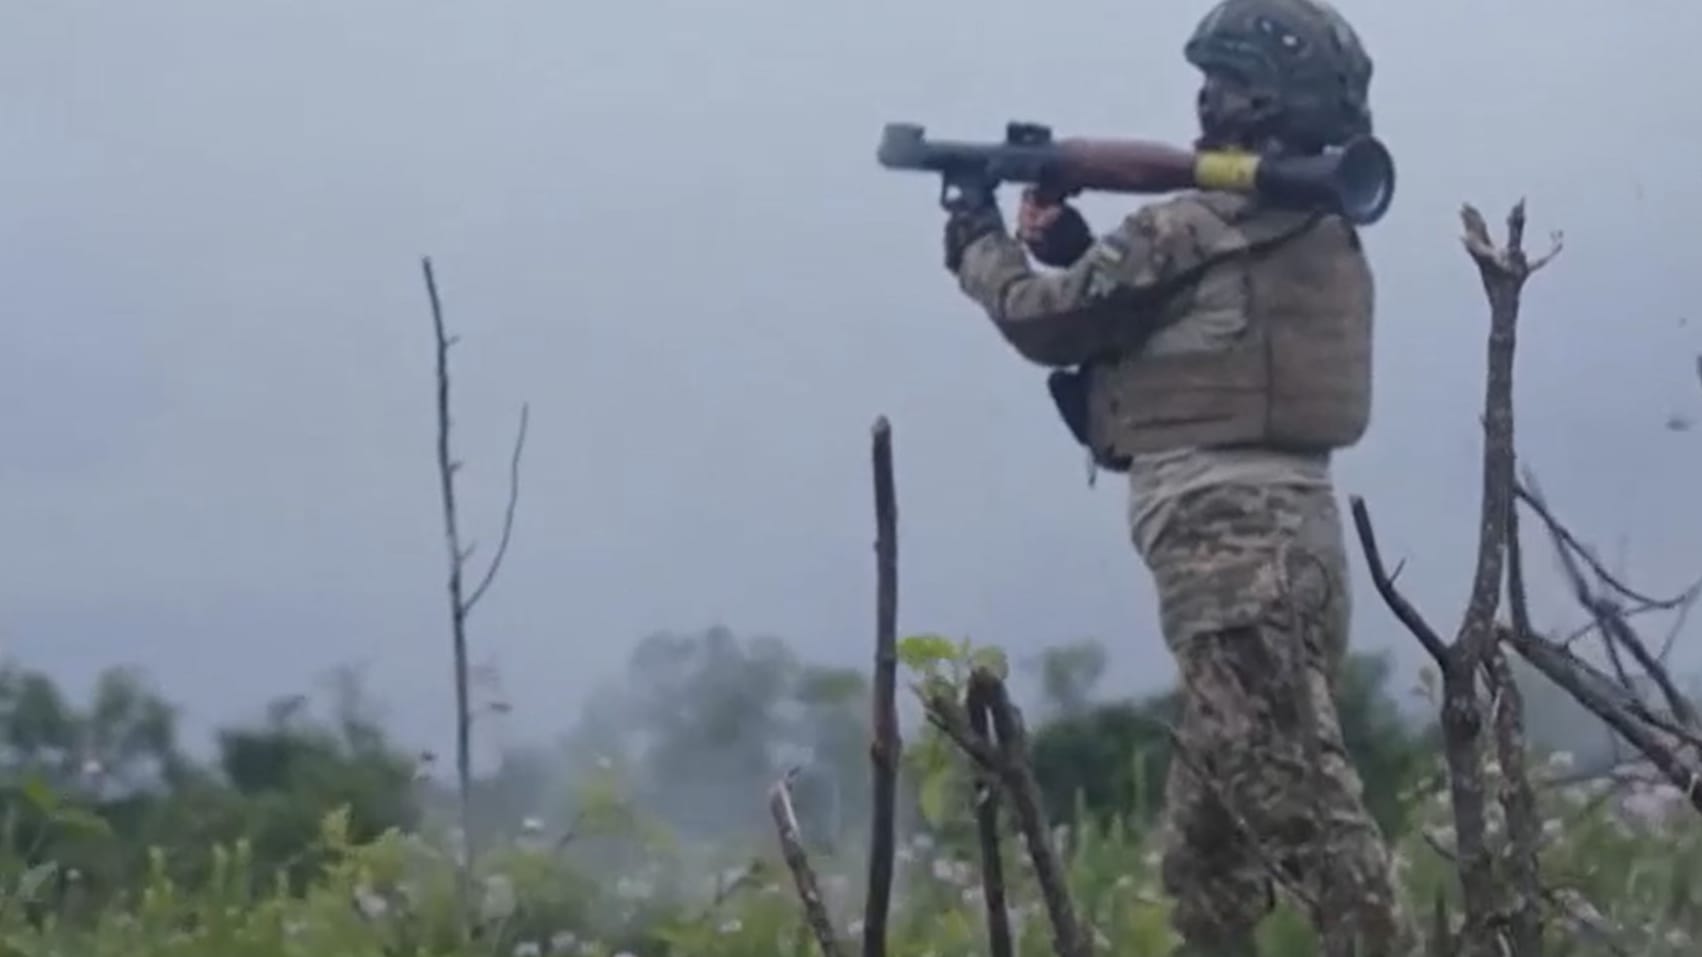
[1193,75,1293,154]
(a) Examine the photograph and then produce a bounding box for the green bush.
[0,752,1693,957]
[0,712,1696,955]
[0,638,1693,955]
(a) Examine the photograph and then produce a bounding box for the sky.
[4,0,1701,761]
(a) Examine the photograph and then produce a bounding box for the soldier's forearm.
[955,232,1130,368]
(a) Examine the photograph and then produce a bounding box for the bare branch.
[1486,649,1543,954]
[1536,754,1664,792]
[1544,888,1633,957]
[863,417,900,957]
[966,685,1013,957]
[923,673,1090,957]
[769,769,847,957]
[1348,497,1449,662]
[464,403,530,615]
[1517,476,1701,732]
[1508,629,1702,814]
[422,255,477,936]
[1655,592,1697,664]
[1513,481,1698,612]
[1455,200,1540,671]
[421,257,533,940]
[1353,203,1559,956]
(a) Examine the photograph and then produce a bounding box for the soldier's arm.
[953,203,1186,368]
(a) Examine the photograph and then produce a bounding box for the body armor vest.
[1054,193,1374,470]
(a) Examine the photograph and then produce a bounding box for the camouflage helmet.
[1184,0,1374,150]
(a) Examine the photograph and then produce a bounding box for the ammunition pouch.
[1047,367,1130,473]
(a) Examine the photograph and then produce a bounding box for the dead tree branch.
[1349,501,1448,664]
[1493,500,1546,953]
[421,256,531,937]
[923,672,1090,957]
[1501,480,1702,811]
[769,769,846,957]
[1509,631,1702,813]
[465,404,529,614]
[772,417,902,957]
[1518,476,1702,736]
[1513,483,1699,615]
[864,418,900,957]
[1350,200,1561,957]
[967,684,1014,957]
[1486,649,1543,954]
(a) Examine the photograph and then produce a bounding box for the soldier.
[939,1,1415,954]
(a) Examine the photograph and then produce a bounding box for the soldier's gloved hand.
[1017,188,1093,267]
[942,202,1004,274]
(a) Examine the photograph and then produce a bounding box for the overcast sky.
[4,0,1701,759]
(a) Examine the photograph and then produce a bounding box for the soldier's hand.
[1017,188,1093,268]
[942,203,1004,274]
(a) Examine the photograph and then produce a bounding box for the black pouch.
[1046,367,1130,473]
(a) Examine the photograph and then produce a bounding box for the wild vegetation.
[2,203,1699,957]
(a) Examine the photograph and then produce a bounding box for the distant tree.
[0,664,187,797]
[1029,638,1110,719]
[213,679,420,889]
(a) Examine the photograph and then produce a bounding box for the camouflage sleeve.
[953,201,1190,368]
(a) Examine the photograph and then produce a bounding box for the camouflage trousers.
[1136,482,1417,957]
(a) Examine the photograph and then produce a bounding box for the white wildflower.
[353,885,388,920]
[953,859,978,885]
[718,918,742,935]
[1567,890,1603,924]
[930,857,956,882]
[549,931,578,954]
[1620,788,1667,826]
[481,874,517,923]
[521,816,544,834]
[1545,750,1574,771]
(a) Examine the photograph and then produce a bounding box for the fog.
[3,0,1700,763]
